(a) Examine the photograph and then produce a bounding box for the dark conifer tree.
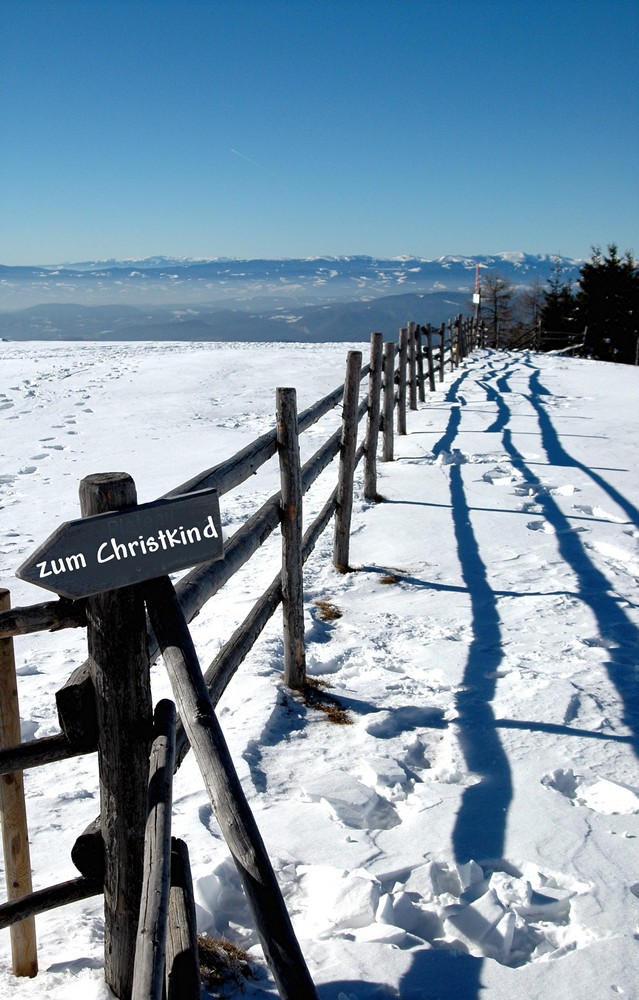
[575,244,639,364]
[540,256,577,335]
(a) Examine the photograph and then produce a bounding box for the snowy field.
[1,340,638,1000]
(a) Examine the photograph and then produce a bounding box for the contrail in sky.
[230,148,273,174]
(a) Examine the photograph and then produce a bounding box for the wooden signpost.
[16,487,223,599]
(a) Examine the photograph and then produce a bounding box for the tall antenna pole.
[473,263,481,323]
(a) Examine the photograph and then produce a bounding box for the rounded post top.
[79,472,138,517]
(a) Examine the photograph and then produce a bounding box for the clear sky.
[1,0,638,265]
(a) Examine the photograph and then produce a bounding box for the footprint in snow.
[573,503,626,523]
[482,465,521,486]
[542,768,639,814]
[527,520,588,534]
[300,771,401,830]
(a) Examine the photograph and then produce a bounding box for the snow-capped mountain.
[0,253,581,308]
[0,253,582,342]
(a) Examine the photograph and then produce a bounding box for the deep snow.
[1,341,638,999]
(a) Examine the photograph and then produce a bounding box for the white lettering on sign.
[96,514,219,563]
[37,514,220,575]
[37,553,88,577]
[16,487,224,599]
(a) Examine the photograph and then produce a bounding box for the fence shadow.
[449,463,513,865]
[496,368,639,755]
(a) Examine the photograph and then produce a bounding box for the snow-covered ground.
[1,341,638,1000]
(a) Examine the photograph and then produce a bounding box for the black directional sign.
[16,487,224,599]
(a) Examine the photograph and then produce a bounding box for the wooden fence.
[0,315,481,999]
[487,320,588,355]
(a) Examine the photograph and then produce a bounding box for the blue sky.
[1,0,638,264]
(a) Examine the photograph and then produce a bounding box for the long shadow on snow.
[431,367,513,868]
[496,368,639,754]
[411,369,515,1000]
[430,370,476,457]
[525,366,639,525]
[449,462,513,865]
[318,946,482,1000]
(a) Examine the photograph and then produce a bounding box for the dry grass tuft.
[314,598,343,621]
[380,574,401,585]
[301,677,352,725]
[198,935,254,992]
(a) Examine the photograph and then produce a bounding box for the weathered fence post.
[364,332,384,501]
[276,387,306,689]
[133,699,176,1000]
[416,326,426,402]
[80,472,153,1000]
[408,321,418,411]
[438,324,446,382]
[166,838,200,1000]
[397,328,408,435]
[448,319,455,371]
[0,589,38,979]
[425,326,436,393]
[333,350,363,572]
[145,576,319,1000]
[457,314,465,361]
[382,341,395,462]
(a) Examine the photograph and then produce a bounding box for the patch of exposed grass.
[380,574,401,585]
[314,598,343,621]
[301,677,352,725]
[198,935,254,993]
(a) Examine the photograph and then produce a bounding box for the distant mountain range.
[0,253,582,342]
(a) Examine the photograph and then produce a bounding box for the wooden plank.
[408,321,418,411]
[397,328,408,435]
[415,325,426,402]
[132,700,176,1000]
[144,576,319,1000]
[382,340,395,462]
[16,488,223,600]
[364,333,383,501]
[277,388,306,689]
[0,597,85,639]
[0,732,94,777]
[0,876,101,931]
[426,326,436,393]
[166,838,200,1000]
[333,351,363,572]
[54,661,98,749]
[71,818,104,881]
[0,589,38,978]
[80,472,153,1000]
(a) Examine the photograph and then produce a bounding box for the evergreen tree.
[540,256,577,334]
[575,245,639,364]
